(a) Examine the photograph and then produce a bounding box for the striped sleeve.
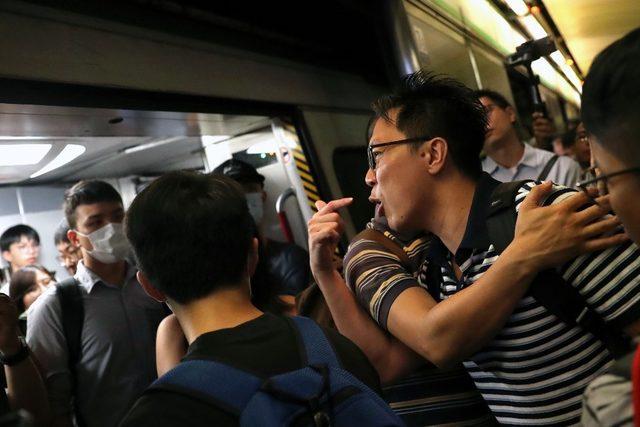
[514,181,640,329]
[343,233,430,330]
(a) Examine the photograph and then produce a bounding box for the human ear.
[506,106,517,124]
[421,138,448,174]
[2,250,12,264]
[136,271,167,302]
[67,229,81,247]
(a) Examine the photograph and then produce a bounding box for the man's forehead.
[369,113,405,144]
[76,202,124,218]
[12,236,38,246]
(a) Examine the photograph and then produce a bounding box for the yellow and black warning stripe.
[284,124,321,212]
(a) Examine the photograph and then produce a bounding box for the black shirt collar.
[455,173,502,262]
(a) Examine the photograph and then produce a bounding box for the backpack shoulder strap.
[353,228,411,271]
[151,359,262,416]
[537,155,559,181]
[55,278,84,369]
[289,316,341,369]
[485,180,526,254]
[486,181,632,358]
[55,278,87,427]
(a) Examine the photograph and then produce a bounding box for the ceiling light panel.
[0,144,51,166]
[30,144,85,178]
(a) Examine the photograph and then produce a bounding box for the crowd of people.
[0,26,638,427]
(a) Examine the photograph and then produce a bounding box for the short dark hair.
[54,221,70,245]
[473,89,511,109]
[371,70,487,180]
[0,225,40,253]
[582,27,640,163]
[64,180,123,228]
[125,171,254,305]
[561,127,578,150]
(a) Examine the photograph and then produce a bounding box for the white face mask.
[245,192,264,225]
[77,223,130,264]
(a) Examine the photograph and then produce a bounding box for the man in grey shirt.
[27,180,167,427]
[476,89,582,187]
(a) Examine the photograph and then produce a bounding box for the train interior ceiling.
[0,104,309,279]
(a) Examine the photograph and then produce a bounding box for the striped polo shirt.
[432,173,640,425]
[344,219,496,426]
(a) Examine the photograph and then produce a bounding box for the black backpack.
[486,180,632,358]
[55,278,86,427]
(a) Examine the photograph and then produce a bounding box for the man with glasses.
[54,221,81,277]
[475,89,582,187]
[309,70,640,425]
[578,27,640,426]
[0,225,41,295]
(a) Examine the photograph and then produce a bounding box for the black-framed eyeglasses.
[576,167,640,193]
[367,136,432,170]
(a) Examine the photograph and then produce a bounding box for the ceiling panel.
[544,0,640,72]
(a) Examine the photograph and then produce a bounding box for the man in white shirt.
[476,89,582,187]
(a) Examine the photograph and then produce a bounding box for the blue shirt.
[482,143,582,187]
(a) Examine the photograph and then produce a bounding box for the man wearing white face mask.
[26,180,167,427]
[213,159,311,309]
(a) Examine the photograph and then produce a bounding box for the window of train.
[406,12,479,89]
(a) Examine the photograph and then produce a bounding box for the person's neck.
[485,131,524,169]
[172,283,263,344]
[82,254,127,286]
[422,172,478,255]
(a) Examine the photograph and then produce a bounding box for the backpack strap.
[289,316,341,369]
[55,278,86,427]
[353,228,411,271]
[486,181,632,358]
[537,155,559,181]
[152,359,261,416]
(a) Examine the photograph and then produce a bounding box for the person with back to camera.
[119,171,395,427]
[308,70,640,425]
[576,27,640,427]
[0,225,42,295]
[476,89,583,187]
[26,180,167,427]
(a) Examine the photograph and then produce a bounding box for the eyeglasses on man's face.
[576,167,640,195]
[367,136,432,170]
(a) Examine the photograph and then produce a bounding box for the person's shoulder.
[28,285,61,320]
[513,180,576,210]
[320,326,381,393]
[120,390,234,427]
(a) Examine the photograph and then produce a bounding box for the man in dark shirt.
[213,159,311,301]
[121,171,379,427]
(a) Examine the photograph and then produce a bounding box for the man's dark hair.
[125,171,254,304]
[54,221,70,245]
[371,70,488,180]
[560,127,578,150]
[64,180,123,228]
[0,225,40,252]
[474,89,512,109]
[582,27,640,163]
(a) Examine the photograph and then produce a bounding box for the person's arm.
[308,199,423,383]
[26,293,74,427]
[155,314,188,377]
[309,184,628,377]
[0,295,49,426]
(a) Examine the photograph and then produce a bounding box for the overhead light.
[550,52,583,91]
[0,136,54,141]
[0,144,51,166]
[201,135,231,147]
[30,144,85,178]
[121,137,183,155]
[520,15,547,39]
[505,0,529,16]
